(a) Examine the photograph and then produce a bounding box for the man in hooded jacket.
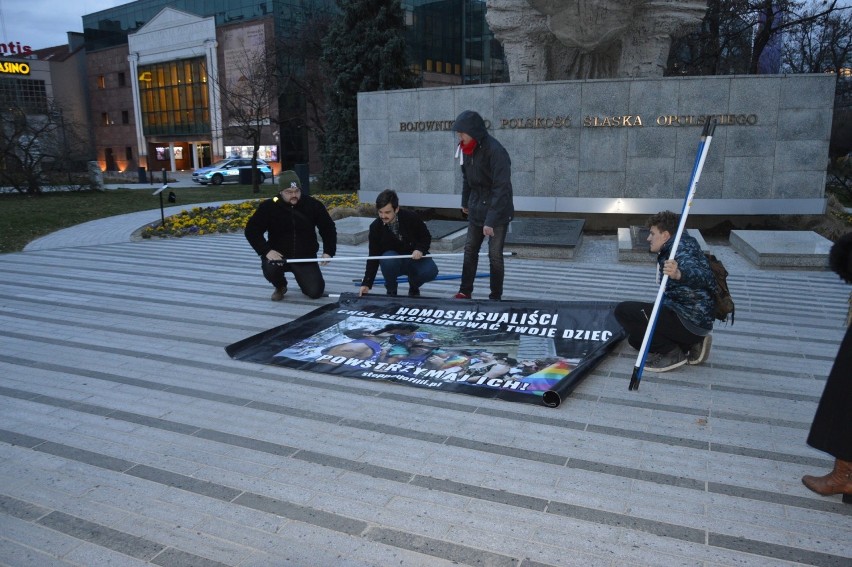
[451,110,514,301]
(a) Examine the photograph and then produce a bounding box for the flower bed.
[140,193,362,239]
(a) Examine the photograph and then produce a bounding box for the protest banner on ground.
[226,294,625,407]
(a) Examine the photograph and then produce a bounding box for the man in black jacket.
[359,189,438,297]
[451,110,514,301]
[245,170,336,300]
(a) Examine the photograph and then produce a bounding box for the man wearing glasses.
[245,170,337,300]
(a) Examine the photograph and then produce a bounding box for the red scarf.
[460,138,477,155]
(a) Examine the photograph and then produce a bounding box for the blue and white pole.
[629,118,717,391]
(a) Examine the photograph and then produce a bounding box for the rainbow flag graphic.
[521,360,574,393]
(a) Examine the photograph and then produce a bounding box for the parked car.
[191,158,272,185]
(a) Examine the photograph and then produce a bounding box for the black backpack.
[704,253,735,325]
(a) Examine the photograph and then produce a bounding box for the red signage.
[0,41,32,55]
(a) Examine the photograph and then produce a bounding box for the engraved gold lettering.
[583,115,642,127]
[399,112,755,132]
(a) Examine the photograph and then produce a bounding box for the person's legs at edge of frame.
[800,232,852,503]
[456,223,485,299]
[801,325,852,502]
[289,262,325,299]
[406,256,439,297]
[379,251,403,296]
[261,256,288,301]
[486,223,508,301]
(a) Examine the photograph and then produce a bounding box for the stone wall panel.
[358,74,833,215]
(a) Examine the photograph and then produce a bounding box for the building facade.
[81,0,503,174]
[0,33,91,179]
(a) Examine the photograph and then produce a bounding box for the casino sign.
[0,61,30,76]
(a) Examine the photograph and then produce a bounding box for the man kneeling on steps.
[244,171,337,300]
[614,210,716,372]
[359,189,438,298]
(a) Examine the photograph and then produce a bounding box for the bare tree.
[748,0,845,73]
[784,4,852,156]
[0,99,92,194]
[669,0,847,75]
[783,3,852,73]
[211,31,280,193]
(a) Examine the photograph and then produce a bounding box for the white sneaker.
[687,334,712,365]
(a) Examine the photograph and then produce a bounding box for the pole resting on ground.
[628,117,717,392]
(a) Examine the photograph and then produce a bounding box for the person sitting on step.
[614,210,716,372]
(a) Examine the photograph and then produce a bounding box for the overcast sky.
[3,0,851,54]
[0,0,126,51]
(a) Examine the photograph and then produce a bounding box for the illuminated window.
[137,58,209,137]
[0,77,47,113]
[97,75,105,89]
[102,112,110,126]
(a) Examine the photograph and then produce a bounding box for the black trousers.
[614,301,703,354]
[261,256,325,299]
[459,222,508,300]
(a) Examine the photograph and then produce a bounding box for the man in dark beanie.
[802,231,852,503]
[245,170,337,300]
[451,110,514,301]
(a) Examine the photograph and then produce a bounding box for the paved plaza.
[1,201,851,566]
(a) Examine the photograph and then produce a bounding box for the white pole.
[280,251,515,264]
[628,118,717,391]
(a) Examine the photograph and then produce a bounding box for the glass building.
[402,0,506,85]
[82,0,505,173]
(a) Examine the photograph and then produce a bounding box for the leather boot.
[802,459,852,502]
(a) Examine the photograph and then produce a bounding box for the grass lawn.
[0,184,277,254]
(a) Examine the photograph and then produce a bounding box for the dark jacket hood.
[452,110,488,142]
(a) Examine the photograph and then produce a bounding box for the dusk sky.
[0,0,125,52]
[3,0,851,55]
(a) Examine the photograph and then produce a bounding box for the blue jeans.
[379,250,439,293]
[460,222,508,300]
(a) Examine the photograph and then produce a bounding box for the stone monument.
[486,0,707,81]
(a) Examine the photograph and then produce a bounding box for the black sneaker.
[271,286,286,301]
[386,289,398,297]
[645,349,687,372]
[408,287,420,297]
[687,334,712,365]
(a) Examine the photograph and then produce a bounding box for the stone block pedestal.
[729,230,831,269]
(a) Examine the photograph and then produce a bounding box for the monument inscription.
[358,74,834,217]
